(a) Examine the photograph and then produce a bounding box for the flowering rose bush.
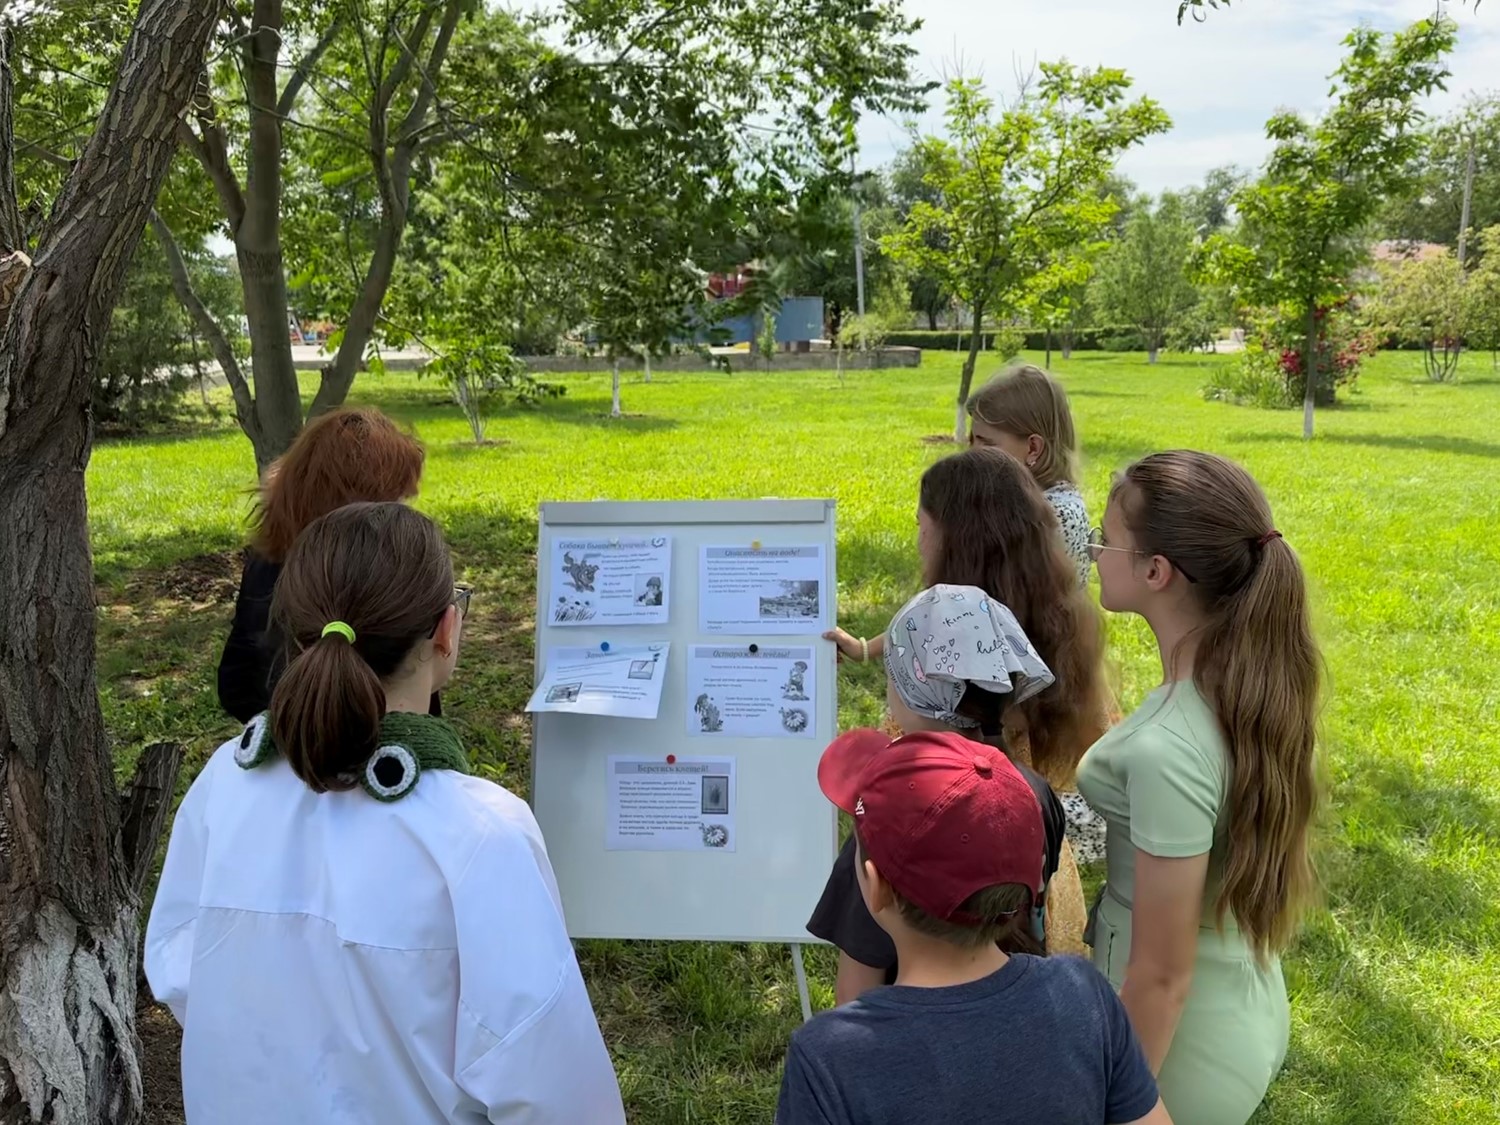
[1205,300,1378,408]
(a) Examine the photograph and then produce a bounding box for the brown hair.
[269,502,453,792]
[966,365,1079,489]
[253,408,425,563]
[919,447,1107,781]
[1115,451,1320,958]
[855,835,1040,955]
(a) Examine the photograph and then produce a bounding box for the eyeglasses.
[453,585,473,620]
[1087,528,1198,584]
[1086,527,1138,562]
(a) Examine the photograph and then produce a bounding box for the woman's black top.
[217,549,441,722]
[805,760,1065,975]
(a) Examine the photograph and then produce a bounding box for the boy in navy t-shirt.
[777,729,1170,1125]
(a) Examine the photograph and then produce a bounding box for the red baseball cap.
[817,728,1045,924]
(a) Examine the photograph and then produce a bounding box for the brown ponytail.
[1117,451,1321,958]
[269,502,453,792]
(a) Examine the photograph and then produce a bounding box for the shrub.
[1203,344,1299,409]
[1168,301,1222,354]
[757,313,778,360]
[882,327,1143,352]
[420,339,564,443]
[1095,330,1147,353]
[991,326,1026,361]
[1204,302,1377,409]
[839,313,892,351]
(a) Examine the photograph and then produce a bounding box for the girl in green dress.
[1077,451,1320,1125]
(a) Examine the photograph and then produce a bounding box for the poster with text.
[549,536,672,626]
[698,545,827,635]
[686,645,817,739]
[526,644,669,720]
[606,756,736,852]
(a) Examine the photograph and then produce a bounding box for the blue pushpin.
[600,642,610,653]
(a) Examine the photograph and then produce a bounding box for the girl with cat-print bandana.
[808,584,1070,1003]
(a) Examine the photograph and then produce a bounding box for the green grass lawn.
[92,350,1500,1123]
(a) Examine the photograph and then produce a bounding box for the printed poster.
[687,645,817,739]
[525,644,669,720]
[550,536,672,626]
[606,756,736,852]
[698,545,828,635]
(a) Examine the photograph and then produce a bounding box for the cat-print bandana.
[884,584,1055,728]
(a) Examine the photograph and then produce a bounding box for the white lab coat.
[145,737,625,1124]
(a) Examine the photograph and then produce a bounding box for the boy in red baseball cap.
[777,728,1170,1125]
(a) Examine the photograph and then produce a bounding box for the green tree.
[770,173,903,339]
[1367,249,1471,382]
[97,235,245,431]
[1095,192,1200,363]
[1183,164,1245,234]
[1379,93,1500,259]
[1198,17,1455,437]
[1,0,221,1115]
[884,70,1170,441]
[1469,225,1500,366]
[888,145,951,329]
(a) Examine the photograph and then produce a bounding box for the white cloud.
[858,0,1500,193]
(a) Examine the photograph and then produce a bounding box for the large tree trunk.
[0,3,219,1122]
[611,358,622,418]
[175,0,347,471]
[307,0,463,422]
[1302,299,1317,440]
[954,303,984,443]
[237,0,302,471]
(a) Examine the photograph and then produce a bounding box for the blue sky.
[857,0,1500,194]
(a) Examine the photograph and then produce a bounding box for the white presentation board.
[531,499,839,943]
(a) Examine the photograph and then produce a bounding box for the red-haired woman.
[217,408,428,722]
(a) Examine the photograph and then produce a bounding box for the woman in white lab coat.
[146,501,624,1125]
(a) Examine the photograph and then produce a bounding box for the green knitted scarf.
[234,711,471,802]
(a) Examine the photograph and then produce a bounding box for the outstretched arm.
[824,627,884,663]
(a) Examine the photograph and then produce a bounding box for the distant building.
[1371,240,1448,264]
[703,266,823,349]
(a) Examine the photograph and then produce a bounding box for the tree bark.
[611,358,622,418]
[642,351,651,384]
[1302,299,1317,440]
[0,0,220,1121]
[955,303,984,443]
[1045,327,1052,370]
[117,744,185,899]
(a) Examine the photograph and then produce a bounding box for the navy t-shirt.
[776,955,1159,1125]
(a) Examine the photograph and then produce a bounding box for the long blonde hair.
[966,365,1079,490]
[1116,451,1320,958]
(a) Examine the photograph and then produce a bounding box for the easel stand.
[790,942,814,1023]
[531,500,838,1031]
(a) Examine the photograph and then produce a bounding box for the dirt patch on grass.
[139,999,184,1125]
[920,433,959,445]
[140,552,243,607]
